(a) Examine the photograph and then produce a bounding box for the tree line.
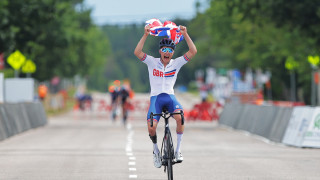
[1,0,320,104]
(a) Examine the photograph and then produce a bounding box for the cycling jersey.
[140,53,190,96]
[119,86,130,104]
[110,86,120,103]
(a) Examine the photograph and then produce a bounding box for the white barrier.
[301,107,320,147]
[4,78,34,103]
[282,107,314,147]
[282,106,320,148]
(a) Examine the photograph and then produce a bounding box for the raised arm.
[134,25,150,59]
[180,25,197,59]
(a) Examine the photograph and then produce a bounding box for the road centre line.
[126,122,137,179]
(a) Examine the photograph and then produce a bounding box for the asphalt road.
[0,93,319,180]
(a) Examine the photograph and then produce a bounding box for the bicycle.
[150,108,185,180]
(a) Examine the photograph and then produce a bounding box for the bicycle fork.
[162,125,174,173]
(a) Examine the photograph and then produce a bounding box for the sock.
[153,143,160,154]
[176,133,183,153]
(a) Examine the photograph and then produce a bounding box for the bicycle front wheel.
[166,133,173,180]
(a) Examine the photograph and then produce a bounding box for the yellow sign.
[7,50,26,70]
[285,56,298,70]
[308,55,320,66]
[22,59,36,73]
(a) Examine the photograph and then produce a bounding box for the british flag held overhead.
[145,19,184,45]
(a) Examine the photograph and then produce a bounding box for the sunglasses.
[161,48,173,53]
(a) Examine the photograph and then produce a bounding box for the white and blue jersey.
[140,53,190,122]
[140,53,190,96]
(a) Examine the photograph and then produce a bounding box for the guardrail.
[0,102,47,141]
[219,103,320,148]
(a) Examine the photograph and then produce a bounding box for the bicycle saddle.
[162,107,169,113]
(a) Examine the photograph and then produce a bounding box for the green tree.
[0,0,110,87]
[195,0,320,103]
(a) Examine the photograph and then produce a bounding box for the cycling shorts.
[147,93,183,122]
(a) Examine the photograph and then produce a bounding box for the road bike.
[150,108,184,180]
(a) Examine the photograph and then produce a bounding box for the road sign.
[22,60,36,73]
[7,50,26,70]
[308,55,320,67]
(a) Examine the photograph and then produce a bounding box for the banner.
[282,107,314,147]
[302,107,320,147]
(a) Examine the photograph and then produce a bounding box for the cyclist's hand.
[179,25,187,36]
[144,25,151,35]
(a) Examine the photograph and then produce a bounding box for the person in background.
[119,79,133,125]
[109,80,121,121]
[38,83,48,102]
[75,85,92,111]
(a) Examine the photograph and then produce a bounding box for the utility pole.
[311,69,316,106]
[308,55,320,106]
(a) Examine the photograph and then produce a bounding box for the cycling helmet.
[159,38,175,50]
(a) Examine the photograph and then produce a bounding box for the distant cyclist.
[119,80,131,125]
[134,24,197,168]
[109,80,121,121]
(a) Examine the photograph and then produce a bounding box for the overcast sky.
[84,0,208,25]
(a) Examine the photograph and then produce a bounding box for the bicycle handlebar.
[150,111,184,127]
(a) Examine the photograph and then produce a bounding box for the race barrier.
[220,103,292,142]
[282,107,320,148]
[219,103,320,148]
[0,102,47,141]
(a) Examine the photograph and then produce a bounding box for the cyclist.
[109,80,121,121]
[134,24,197,168]
[119,80,131,125]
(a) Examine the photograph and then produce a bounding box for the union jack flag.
[145,18,184,45]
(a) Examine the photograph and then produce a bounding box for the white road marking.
[129,174,138,178]
[129,168,137,171]
[126,122,138,179]
[128,161,136,165]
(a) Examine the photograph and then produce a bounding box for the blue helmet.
[159,38,175,50]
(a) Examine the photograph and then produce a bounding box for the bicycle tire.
[166,132,173,180]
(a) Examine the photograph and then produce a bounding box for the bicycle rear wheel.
[166,132,174,180]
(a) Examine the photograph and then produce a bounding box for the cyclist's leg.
[169,95,184,133]
[121,98,128,123]
[169,95,184,161]
[111,100,117,120]
[147,96,161,153]
[147,95,163,168]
